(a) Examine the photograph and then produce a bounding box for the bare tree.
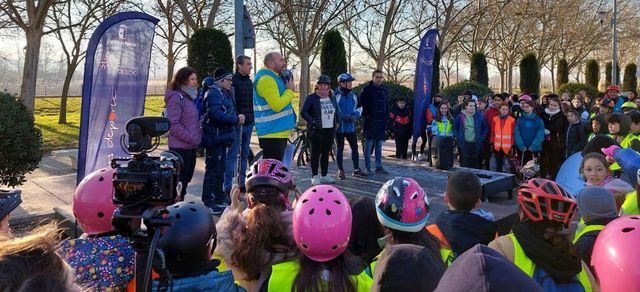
[251,0,356,107]
[48,0,122,124]
[0,0,65,111]
[154,0,189,84]
[174,0,223,31]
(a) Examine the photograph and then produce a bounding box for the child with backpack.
[427,171,497,266]
[389,97,412,159]
[58,168,135,290]
[262,185,372,291]
[489,179,598,291]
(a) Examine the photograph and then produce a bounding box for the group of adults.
[163,52,396,213]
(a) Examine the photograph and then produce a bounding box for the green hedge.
[320,30,348,89]
[0,92,42,187]
[187,28,233,82]
[557,83,598,98]
[585,59,599,89]
[440,80,492,105]
[623,63,637,91]
[520,53,540,95]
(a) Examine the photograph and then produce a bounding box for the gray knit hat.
[577,186,617,221]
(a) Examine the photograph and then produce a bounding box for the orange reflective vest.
[492,115,516,154]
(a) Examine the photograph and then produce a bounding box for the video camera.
[109,116,184,292]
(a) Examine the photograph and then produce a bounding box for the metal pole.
[612,0,618,85]
[234,0,244,59]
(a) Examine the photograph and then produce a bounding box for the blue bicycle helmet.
[0,189,21,220]
[338,73,355,82]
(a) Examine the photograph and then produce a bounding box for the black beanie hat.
[213,67,232,82]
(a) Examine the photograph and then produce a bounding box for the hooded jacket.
[566,121,587,157]
[389,105,412,140]
[201,84,238,148]
[515,112,545,152]
[433,210,497,258]
[434,244,543,292]
[453,110,488,152]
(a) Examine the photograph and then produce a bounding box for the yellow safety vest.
[572,224,605,243]
[435,120,453,136]
[268,260,372,292]
[621,191,640,215]
[507,234,592,292]
[212,254,228,272]
[439,248,454,267]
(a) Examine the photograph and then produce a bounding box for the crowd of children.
[2,150,640,291]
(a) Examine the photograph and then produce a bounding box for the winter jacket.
[164,89,202,149]
[541,109,568,151]
[515,112,545,152]
[429,210,497,260]
[201,84,238,148]
[152,268,245,292]
[453,110,488,153]
[389,106,412,140]
[301,93,339,133]
[484,105,500,133]
[566,122,587,157]
[253,68,296,138]
[573,217,616,273]
[360,81,389,140]
[232,71,254,125]
[335,87,361,133]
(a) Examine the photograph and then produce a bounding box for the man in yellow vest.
[253,52,297,161]
[573,186,618,272]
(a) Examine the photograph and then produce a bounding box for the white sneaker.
[321,175,335,184]
[418,154,428,161]
[311,175,321,185]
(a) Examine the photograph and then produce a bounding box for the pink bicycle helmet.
[245,159,294,194]
[375,177,430,232]
[591,216,640,290]
[73,167,118,235]
[293,185,352,262]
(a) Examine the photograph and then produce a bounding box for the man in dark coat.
[224,55,254,194]
[360,70,389,174]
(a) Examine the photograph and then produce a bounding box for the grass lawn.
[35,94,301,153]
[35,96,165,153]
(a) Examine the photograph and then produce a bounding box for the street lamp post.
[598,0,618,85]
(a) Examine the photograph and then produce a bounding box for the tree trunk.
[20,31,44,112]
[507,62,513,93]
[58,65,76,124]
[498,68,505,92]
[299,51,311,113]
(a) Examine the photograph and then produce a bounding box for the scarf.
[339,87,352,95]
[512,223,581,283]
[499,113,509,119]
[180,85,198,100]
[544,108,561,116]
[316,89,330,98]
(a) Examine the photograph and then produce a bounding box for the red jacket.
[484,106,499,134]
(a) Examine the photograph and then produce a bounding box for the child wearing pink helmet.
[262,184,372,291]
[215,159,299,290]
[58,167,135,290]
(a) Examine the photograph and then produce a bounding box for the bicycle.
[252,126,335,167]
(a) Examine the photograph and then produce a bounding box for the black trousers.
[411,130,428,155]
[462,141,481,169]
[335,132,360,171]
[258,138,288,161]
[169,147,198,199]
[310,128,335,176]
[395,138,409,159]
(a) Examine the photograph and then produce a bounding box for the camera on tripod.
[111,116,183,207]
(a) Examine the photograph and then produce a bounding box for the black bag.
[433,136,454,170]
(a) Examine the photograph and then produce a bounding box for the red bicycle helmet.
[517,178,577,227]
[606,84,620,92]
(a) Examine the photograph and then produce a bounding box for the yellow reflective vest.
[572,224,605,243]
[507,234,592,292]
[268,260,372,292]
[621,191,640,215]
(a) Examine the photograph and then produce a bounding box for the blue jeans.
[364,139,383,170]
[202,145,227,208]
[224,124,253,192]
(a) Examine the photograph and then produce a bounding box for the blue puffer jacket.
[200,84,238,148]
[152,269,245,291]
[453,110,488,153]
[515,112,545,152]
[335,87,361,133]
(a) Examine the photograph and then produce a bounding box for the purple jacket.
[164,89,202,149]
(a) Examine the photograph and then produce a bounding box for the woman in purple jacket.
[165,67,203,199]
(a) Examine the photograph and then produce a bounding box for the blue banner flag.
[412,29,438,144]
[77,12,159,185]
